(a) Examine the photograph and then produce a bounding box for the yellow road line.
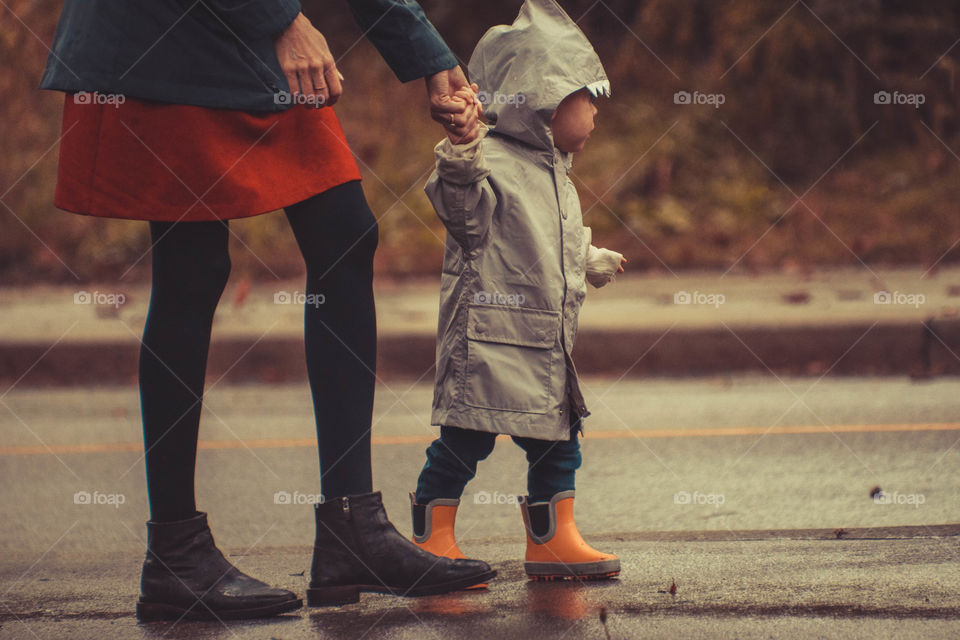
[587,422,960,439]
[2,423,959,457]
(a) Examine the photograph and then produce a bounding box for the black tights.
[139,181,378,522]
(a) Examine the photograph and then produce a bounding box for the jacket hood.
[468,0,609,152]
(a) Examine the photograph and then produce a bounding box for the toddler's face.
[551,89,598,153]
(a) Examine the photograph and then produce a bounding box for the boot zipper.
[343,496,374,575]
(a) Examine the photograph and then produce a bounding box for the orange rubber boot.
[520,491,620,581]
[410,493,487,589]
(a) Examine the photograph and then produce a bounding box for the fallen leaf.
[782,291,810,304]
[233,277,251,309]
[599,605,611,640]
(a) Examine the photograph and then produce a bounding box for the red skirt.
[55,96,362,221]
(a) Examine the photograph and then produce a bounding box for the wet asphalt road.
[1,376,959,638]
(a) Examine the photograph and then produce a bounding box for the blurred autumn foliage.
[3,0,960,284]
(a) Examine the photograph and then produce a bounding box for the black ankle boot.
[136,512,302,621]
[307,492,496,606]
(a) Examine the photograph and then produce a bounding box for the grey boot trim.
[409,493,461,544]
[519,490,576,545]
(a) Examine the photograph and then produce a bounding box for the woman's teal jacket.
[40,0,458,111]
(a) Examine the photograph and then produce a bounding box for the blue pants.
[414,417,582,505]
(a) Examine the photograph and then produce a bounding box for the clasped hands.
[426,66,483,145]
[276,14,481,142]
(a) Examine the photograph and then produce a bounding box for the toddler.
[411,0,625,581]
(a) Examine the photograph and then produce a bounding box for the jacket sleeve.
[204,0,302,41]
[345,0,457,82]
[424,128,497,253]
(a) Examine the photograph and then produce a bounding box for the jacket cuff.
[434,126,489,185]
[347,0,457,82]
[209,0,301,42]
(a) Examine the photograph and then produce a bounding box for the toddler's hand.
[445,85,482,145]
[453,84,482,113]
[586,245,624,288]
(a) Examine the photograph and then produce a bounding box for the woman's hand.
[427,66,481,140]
[275,13,342,106]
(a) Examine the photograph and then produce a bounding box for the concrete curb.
[3,318,959,387]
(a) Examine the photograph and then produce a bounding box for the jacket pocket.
[462,303,560,414]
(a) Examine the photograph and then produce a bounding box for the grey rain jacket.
[426,0,619,441]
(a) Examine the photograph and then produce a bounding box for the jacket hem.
[431,406,571,442]
[53,177,363,223]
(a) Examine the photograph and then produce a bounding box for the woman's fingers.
[307,56,325,98]
[323,62,342,106]
[445,103,472,129]
[446,116,480,144]
[430,98,468,126]
[427,67,484,138]
[275,13,341,108]
[284,68,302,102]
[469,83,482,114]
[445,100,481,142]
[427,67,479,128]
